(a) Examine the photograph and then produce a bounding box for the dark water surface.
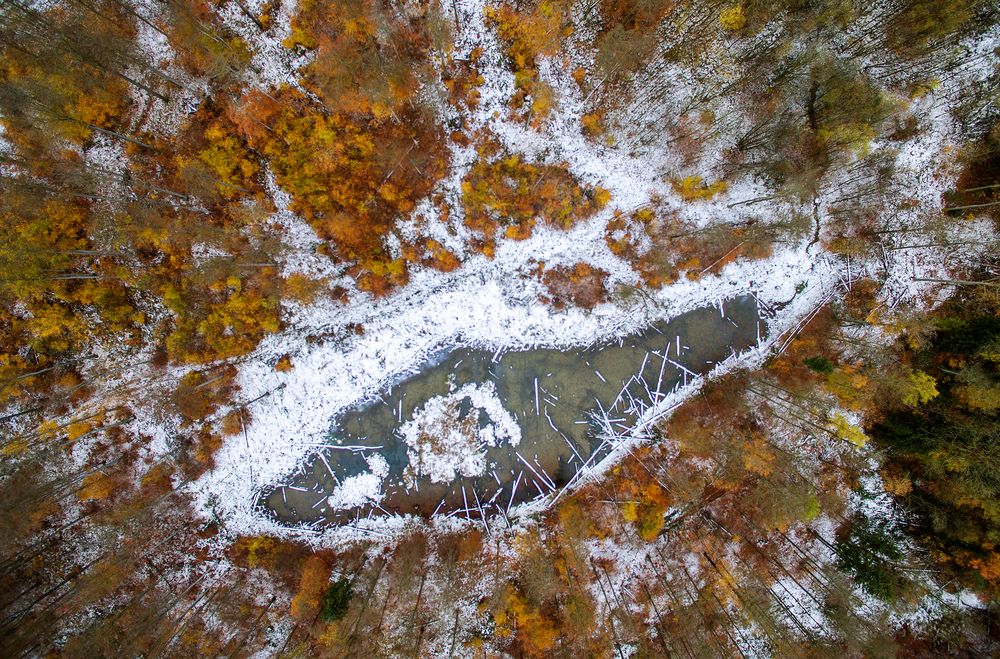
[263,296,764,527]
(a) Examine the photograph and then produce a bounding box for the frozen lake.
[262,296,765,526]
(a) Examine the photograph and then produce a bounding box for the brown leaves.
[296,0,429,119]
[540,262,609,309]
[171,366,239,423]
[226,90,282,143]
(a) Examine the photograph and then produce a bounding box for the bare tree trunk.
[638,576,674,658]
[589,561,629,659]
[226,594,277,659]
[409,569,428,657]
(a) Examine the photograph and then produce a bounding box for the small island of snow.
[400,382,520,486]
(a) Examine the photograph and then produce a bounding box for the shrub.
[320,578,353,621]
[804,355,834,373]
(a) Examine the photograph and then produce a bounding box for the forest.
[1,0,1000,656]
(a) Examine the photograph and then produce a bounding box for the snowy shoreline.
[120,0,1000,548]
[190,237,836,545]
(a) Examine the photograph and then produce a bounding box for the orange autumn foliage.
[290,555,331,622]
[78,472,114,501]
[605,206,775,287]
[485,1,569,125]
[290,0,433,119]
[492,585,560,657]
[246,88,449,293]
[442,48,485,111]
[462,151,599,244]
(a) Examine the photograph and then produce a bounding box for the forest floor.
[115,0,996,550]
[6,0,1000,656]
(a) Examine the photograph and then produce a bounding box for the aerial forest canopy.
[1,0,1000,655]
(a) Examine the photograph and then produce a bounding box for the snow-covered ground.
[5,2,989,656]
[88,0,996,551]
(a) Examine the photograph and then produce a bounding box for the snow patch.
[400,381,520,485]
[326,454,389,511]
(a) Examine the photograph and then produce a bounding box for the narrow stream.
[262,296,765,527]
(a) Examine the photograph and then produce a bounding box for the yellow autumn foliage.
[491,585,560,656]
[830,412,868,448]
[719,5,746,31]
[672,175,728,201]
[901,370,939,407]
